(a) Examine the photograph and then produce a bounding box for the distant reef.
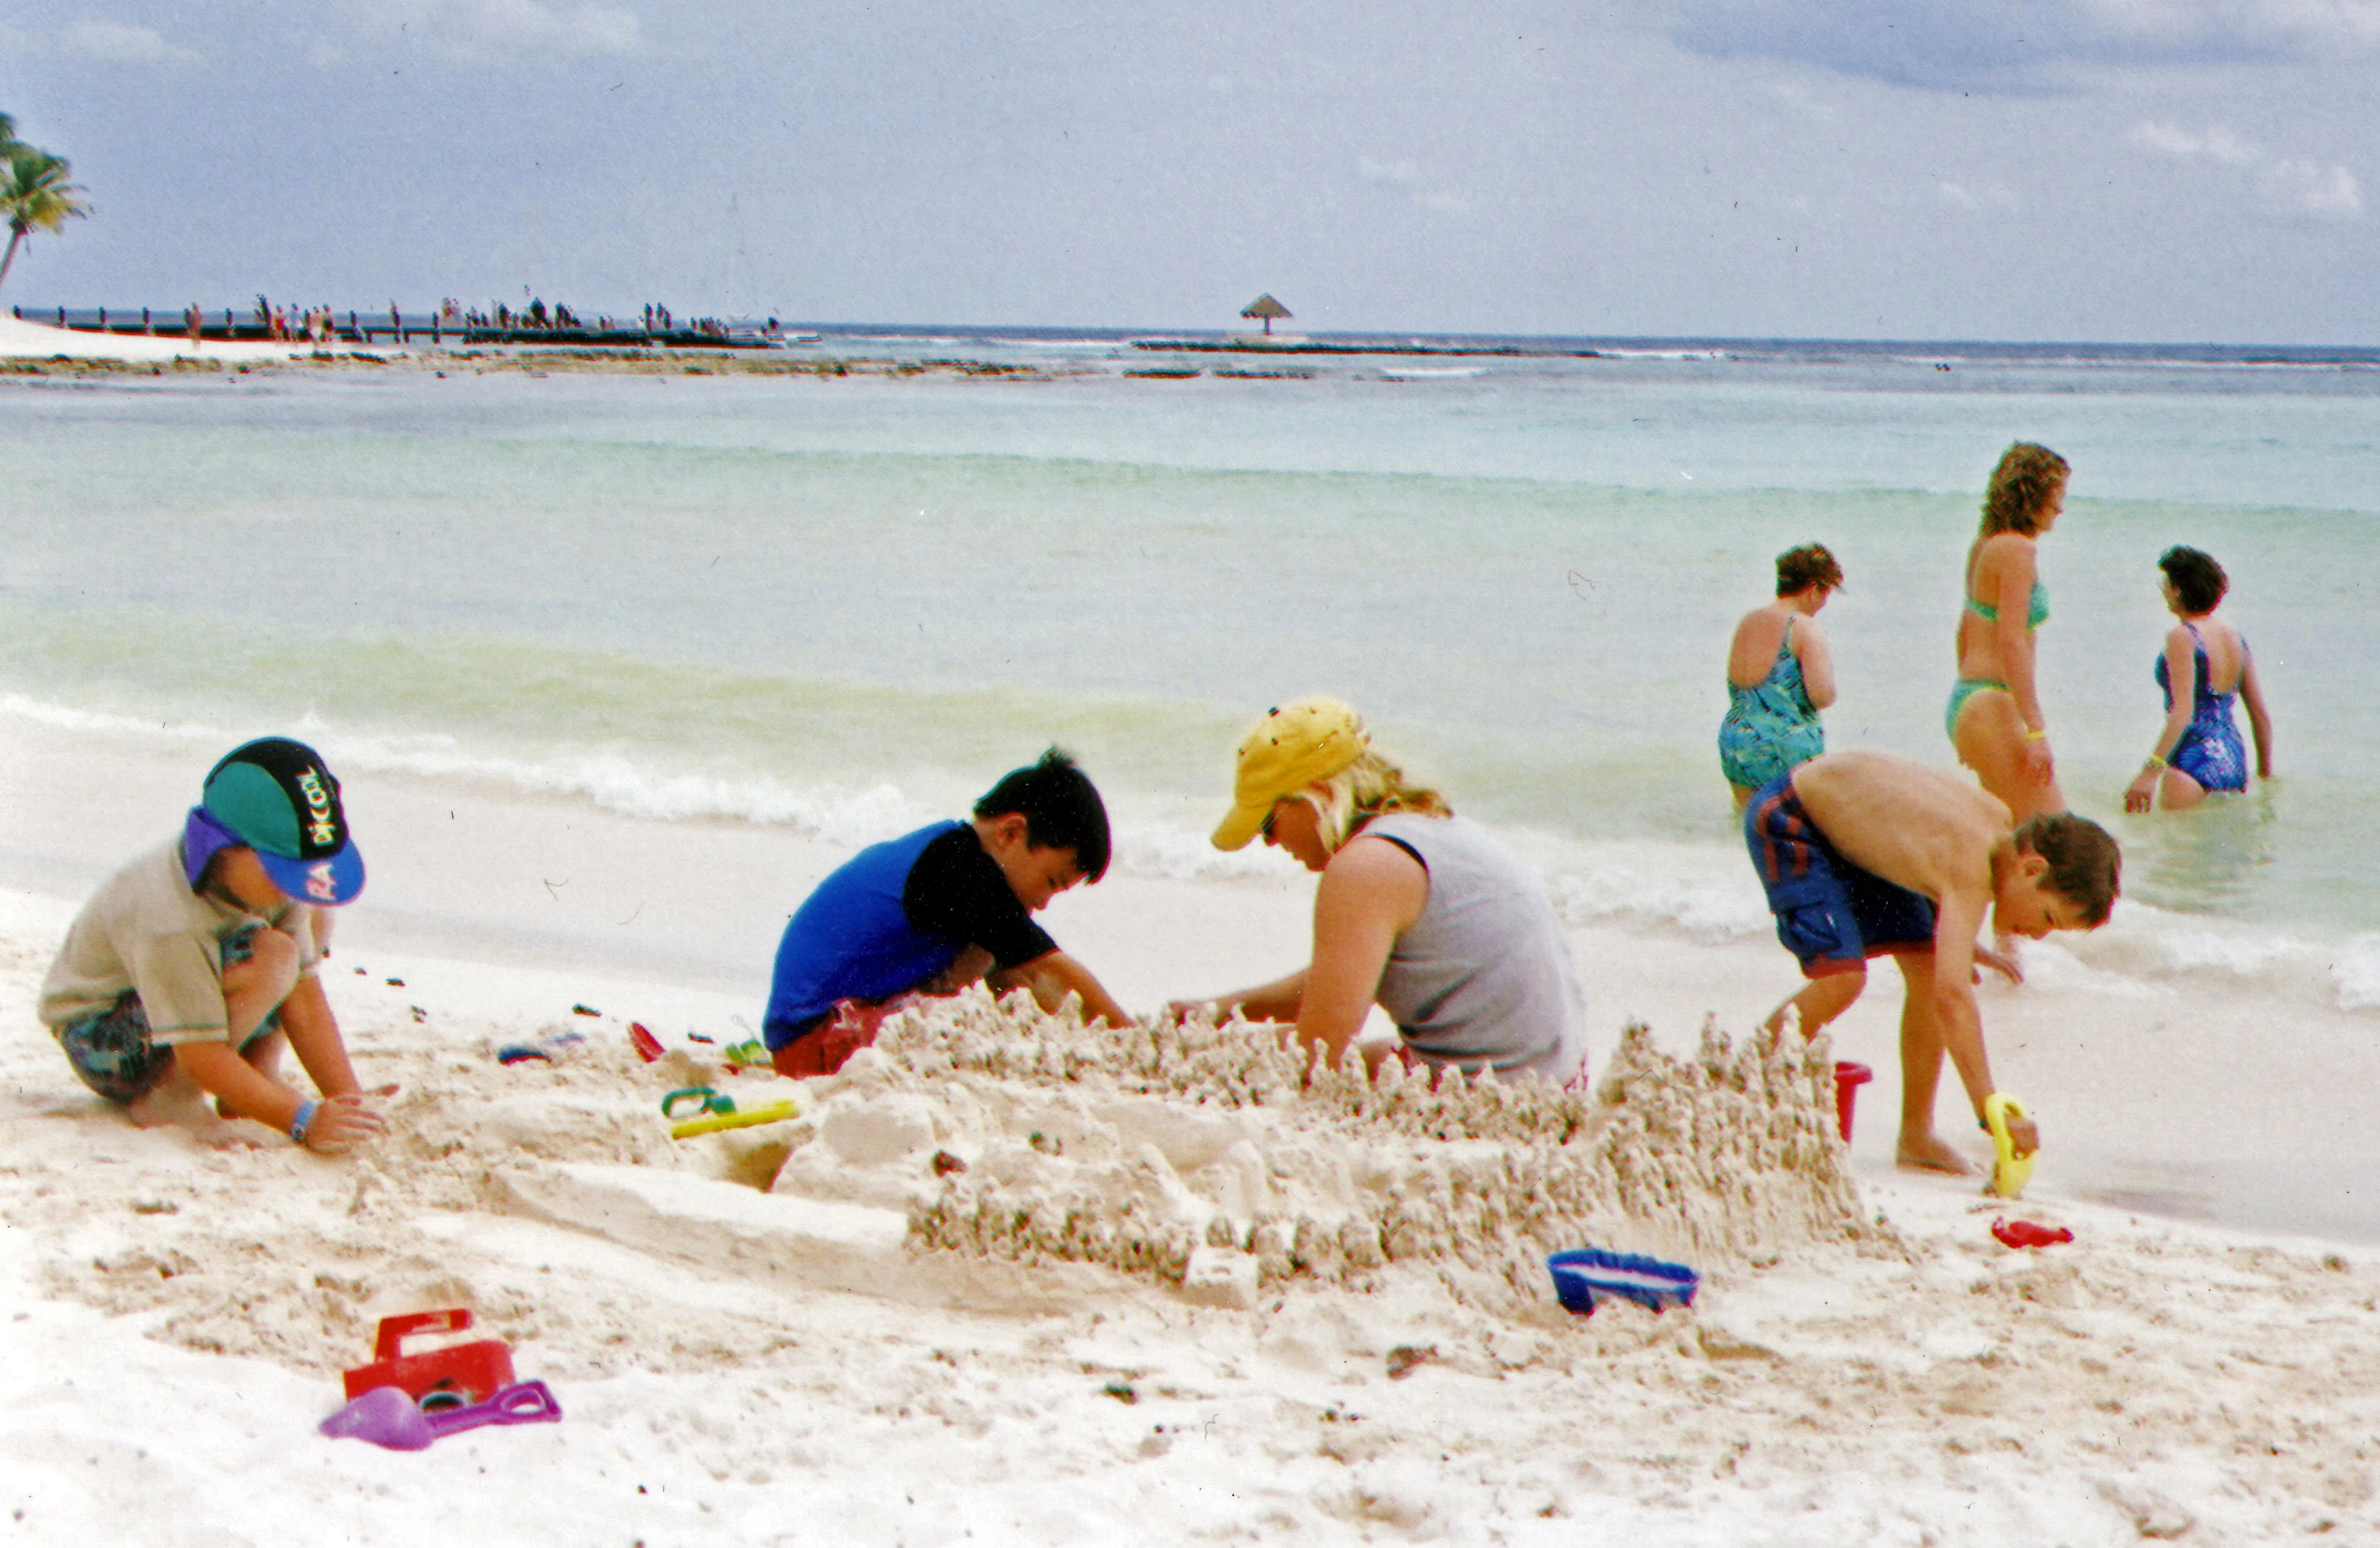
[1132,337,1602,358]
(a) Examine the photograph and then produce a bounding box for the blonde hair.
[1301,750,1452,854]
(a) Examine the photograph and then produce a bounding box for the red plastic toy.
[1830,1061,1873,1142]
[628,1021,666,1063]
[1991,1217,2074,1249]
[342,1310,517,1406]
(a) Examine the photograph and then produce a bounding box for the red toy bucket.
[1831,1061,1874,1143]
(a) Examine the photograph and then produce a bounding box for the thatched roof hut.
[1239,293,1291,334]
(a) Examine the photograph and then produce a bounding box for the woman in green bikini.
[1950,442,2069,823]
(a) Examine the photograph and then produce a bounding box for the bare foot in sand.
[129,1084,267,1149]
[1896,1131,1974,1175]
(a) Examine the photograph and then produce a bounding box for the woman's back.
[1727,605,1798,690]
[1362,811,1586,1086]
[1955,532,2045,678]
[2169,615,2247,696]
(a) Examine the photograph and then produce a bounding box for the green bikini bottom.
[1945,678,2010,741]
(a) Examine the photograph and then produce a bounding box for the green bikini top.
[1967,580,2049,628]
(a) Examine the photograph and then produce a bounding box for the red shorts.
[770,995,937,1077]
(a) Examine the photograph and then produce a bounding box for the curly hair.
[1980,443,2070,537]
[1775,542,1844,597]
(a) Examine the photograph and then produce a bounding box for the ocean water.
[3,334,2377,1020]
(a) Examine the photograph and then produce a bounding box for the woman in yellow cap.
[1173,696,1588,1085]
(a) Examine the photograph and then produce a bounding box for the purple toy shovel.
[320,1379,562,1450]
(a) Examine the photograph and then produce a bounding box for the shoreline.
[4,702,2378,1248]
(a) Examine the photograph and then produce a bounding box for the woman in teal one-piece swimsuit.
[1719,543,1842,808]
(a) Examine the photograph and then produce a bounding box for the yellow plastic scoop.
[1982,1092,2034,1199]
[670,1099,799,1139]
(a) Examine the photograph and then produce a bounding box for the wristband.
[289,1098,320,1146]
[2142,752,2166,769]
[2022,727,2048,742]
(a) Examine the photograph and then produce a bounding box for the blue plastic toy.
[1545,1248,1699,1315]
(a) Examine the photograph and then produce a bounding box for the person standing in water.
[1719,542,1842,809]
[2124,546,2275,812]
[1949,442,2070,822]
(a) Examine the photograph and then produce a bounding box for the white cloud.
[344,0,644,60]
[1937,181,2020,210]
[2129,119,2363,219]
[1358,157,1470,215]
[2266,157,2363,216]
[59,18,202,64]
[2129,121,2260,164]
[1769,83,1837,124]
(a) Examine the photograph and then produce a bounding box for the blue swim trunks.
[1744,775,1937,978]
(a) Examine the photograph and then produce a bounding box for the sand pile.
[9,975,1876,1379]
[764,990,1879,1314]
[9,929,2380,1542]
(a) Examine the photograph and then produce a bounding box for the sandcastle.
[775,990,1881,1309]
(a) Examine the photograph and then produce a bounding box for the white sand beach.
[0,311,316,363]
[4,715,2379,1547]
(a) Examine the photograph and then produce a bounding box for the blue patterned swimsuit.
[1720,618,1824,791]
[2157,622,2249,792]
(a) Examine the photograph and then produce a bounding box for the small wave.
[1583,347,1729,362]
[1542,860,1771,941]
[2333,935,2380,1013]
[0,693,226,746]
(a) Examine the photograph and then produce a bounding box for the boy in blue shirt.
[764,750,1133,1076]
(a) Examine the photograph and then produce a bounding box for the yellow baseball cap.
[1211,696,1370,851]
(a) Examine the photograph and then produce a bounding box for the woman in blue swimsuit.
[1719,543,1842,808]
[1951,443,2068,824]
[2124,547,2275,812]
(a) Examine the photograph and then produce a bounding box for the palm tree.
[0,144,90,292]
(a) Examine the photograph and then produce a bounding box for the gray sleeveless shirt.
[1361,813,1589,1086]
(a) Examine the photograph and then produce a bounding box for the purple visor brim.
[181,806,246,890]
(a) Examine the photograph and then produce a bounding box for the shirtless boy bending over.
[1744,750,2118,1172]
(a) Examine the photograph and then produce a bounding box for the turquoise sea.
[4,332,2377,1019]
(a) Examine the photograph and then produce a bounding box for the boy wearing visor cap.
[38,738,389,1152]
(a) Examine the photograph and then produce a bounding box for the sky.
[1,0,2374,342]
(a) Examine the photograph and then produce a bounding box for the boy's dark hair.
[2159,545,2228,615]
[975,748,1111,881]
[2011,812,2121,927]
[1775,542,1843,597]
